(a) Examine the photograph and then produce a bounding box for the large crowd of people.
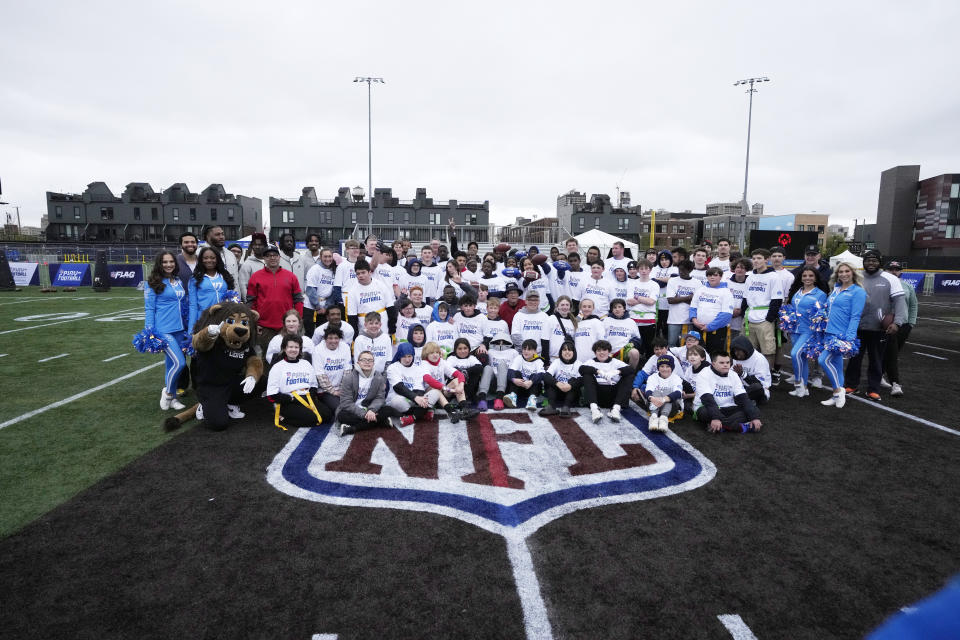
[143,222,917,435]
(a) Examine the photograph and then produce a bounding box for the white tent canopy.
[573,229,641,260]
[829,249,863,270]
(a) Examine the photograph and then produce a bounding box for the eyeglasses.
[358,358,375,363]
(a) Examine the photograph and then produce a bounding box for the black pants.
[703,327,729,357]
[315,392,340,423]
[544,375,581,408]
[637,324,657,360]
[845,329,887,393]
[508,379,542,404]
[696,405,748,430]
[743,375,767,405]
[338,405,392,430]
[656,309,669,339]
[197,380,246,432]
[882,323,912,384]
[581,369,634,408]
[303,308,319,341]
[278,400,323,428]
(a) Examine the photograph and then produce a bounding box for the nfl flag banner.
[268,407,715,640]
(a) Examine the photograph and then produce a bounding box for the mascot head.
[196,302,259,350]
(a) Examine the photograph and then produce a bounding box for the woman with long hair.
[544,295,578,358]
[188,246,235,332]
[818,262,866,408]
[144,251,187,410]
[785,265,829,398]
[265,309,315,365]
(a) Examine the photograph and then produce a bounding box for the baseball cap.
[656,355,675,370]
[885,260,904,270]
[685,330,702,341]
[504,282,521,294]
[804,244,819,254]
[524,289,540,299]
[262,243,280,255]
[627,261,639,270]
[862,249,882,261]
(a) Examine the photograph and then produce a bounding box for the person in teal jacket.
[818,262,867,409]
[188,247,236,332]
[144,251,188,410]
[786,266,829,397]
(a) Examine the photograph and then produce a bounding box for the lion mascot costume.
[164,301,264,432]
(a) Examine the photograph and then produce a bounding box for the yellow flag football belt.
[273,390,323,431]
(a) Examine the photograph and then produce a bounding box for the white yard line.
[906,341,960,355]
[924,317,960,325]
[506,535,554,640]
[0,354,7,358]
[718,614,759,640]
[38,353,69,363]
[848,395,960,437]
[0,362,163,430]
[311,635,339,640]
[914,352,947,360]
[102,353,130,362]
[0,306,141,335]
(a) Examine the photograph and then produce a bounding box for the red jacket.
[499,299,523,332]
[247,267,304,329]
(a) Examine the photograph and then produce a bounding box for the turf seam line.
[0,306,143,335]
[717,614,759,639]
[848,395,960,438]
[0,362,163,431]
[914,352,947,360]
[906,341,960,355]
[924,317,960,325]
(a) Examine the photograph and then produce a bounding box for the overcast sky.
[3,1,959,233]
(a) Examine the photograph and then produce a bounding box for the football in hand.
[531,253,548,265]
[495,243,511,253]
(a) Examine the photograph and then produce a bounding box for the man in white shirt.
[605,241,632,280]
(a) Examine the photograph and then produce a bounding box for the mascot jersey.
[195,342,256,387]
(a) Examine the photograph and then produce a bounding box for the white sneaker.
[659,415,670,432]
[196,403,204,420]
[891,383,903,397]
[788,385,808,398]
[648,415,659,431]
[809,377,823,389]
[783,374,796,385]
[879,377,892,389]
[169,396,186,410]
[835,388,846,409]
[160,388,172,410]
[590,403,603,423]
[608,405,622,422]
[821,395,837,407]
[227,404,245,419]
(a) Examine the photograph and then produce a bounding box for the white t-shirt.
[266,358,317,396]
[563,270,588,301]
[627,279,660,325]
[544,314,578,358]
[312,341,352,389]
[454,311,486,349]
[386,361,427,395]
[744,270,785,323]
[605,257,632,280]
[511,310,550,353]
[579,277,613,317]
[332,258,357,291]
[547,359,581,384]
[651,265,679,311]
[665,277,702,325]
[344,279,392,318]
[582,357,630,385]
[509,354,545,379]
[353,332,393,372]
[312,321,354,347]
[481,316,510,343]
[304,264,335,310]
[265,334,315,364]
[603,315,640,351]
[644,372,684,399]
[725,277,749,331]
[690,285,735,328]
[426,321,459,354]
[573,317,605,360]
[694,367,747,412]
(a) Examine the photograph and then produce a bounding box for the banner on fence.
[899,272,925,293]
[933,274,960,294]
[51,263,91,286]
[108,264,143,287]
[10,262,40,286]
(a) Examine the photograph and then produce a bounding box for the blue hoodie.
[391,340,416,364]
[144,278,186,333]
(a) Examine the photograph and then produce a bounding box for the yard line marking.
[38,353,69,363]
[915,352,947,360]
[0,354,7,358]
[506,535,554,640]
[311,635,338,640]
[907,341,960,355]
[102,353,130,362]
[0,306,141,335]
[0,362,163,431]
[848,396,960,438]
[924,317,960,325]
[717,614,758,640]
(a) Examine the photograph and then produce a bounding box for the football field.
[1,288,959,639]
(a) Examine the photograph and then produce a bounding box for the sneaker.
[196,403,204,421]
[169,397,186,411]
[608,404,622,422]
[477,399,488,412]
[227,404,245,419]
[809,376,823,389]
[659,415,670,432]
[844,387,857,395]
[338,422,356,436]
[866,392,881,402]
[648,415,659,431]
[447,404,461,424]
[538,407,559,417]
[399,415,415,427]
[502,392,517,408]
[835,388,846,409]
[493,398,505,411]
[821,395,837,407]
[559,406,571,417]
[160,388,172,410]
[783,374,796,385]
[771,370,782,385]
[590,404,603,424]
[525,395,538,411]
[879,377,892,389]
[788,385,808,398]
[891,383,903,397]
[462,406,480,419]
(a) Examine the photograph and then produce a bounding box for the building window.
[55,205,63,217]
[618,218,628,230]
[404,212,410,223]
[351,211,357,224]
[152,207,159,221]
[951,183,959,199]
[100,207,114,220]
[73,206,81,219]
[672,225,678,234]
[817,225,825,232]
[429,213,441,225]
[468,214,478,225]
[210,208,218,221]
[227,208,234,220]
[594,217,600,229]
[578,218,585,230]
[657,224,665,234]
[133,207,141,220]
[190,208,197,221]
[172,207,179,221]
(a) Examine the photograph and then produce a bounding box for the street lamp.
[354,76,384,238]
[734,76,770,252]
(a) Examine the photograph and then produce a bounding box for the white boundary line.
[914,352,947,360]
[0,296,142,306]
[906,341,960,355]
[102,353,130,362]
[38,353,69,363]
[924,317,960,325]
[506,535,554,640]
[847,395,960,437]
[0,306,141,335]
[0,362,163,430]
[311,635,338,640]
[0,354,7,358]
[718,614,758,639]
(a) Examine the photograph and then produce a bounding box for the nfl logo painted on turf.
[267,409,715,537]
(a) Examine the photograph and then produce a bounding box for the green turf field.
[0,287,182,537]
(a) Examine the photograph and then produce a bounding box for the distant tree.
[822,233,848,258]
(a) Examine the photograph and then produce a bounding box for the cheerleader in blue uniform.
[188,246,235,331]
[144,251,187,410]
[785,266,828,398]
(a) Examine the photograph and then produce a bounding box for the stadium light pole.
[354,76,384,238]
[734,76,769,252]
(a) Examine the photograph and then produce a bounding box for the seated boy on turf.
[503,338,545,410]
[477,330,514,411]
[631,337,671,407]
[730,335,772,405]
[580,339,635,424]
[693,351,762,434]
[644,354,684,433]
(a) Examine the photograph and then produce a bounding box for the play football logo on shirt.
[284,371,313,387]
